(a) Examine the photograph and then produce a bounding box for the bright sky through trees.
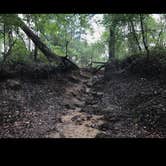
[85,14,161,44]
[84,14,105,44]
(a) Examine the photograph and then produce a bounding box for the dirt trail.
[0,69,106,138]
[45,70,105,138]
[0,67,165,138]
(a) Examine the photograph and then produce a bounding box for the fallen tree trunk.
[16,15,79,70]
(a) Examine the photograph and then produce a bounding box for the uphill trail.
[0,68,106,138]
[47,68,163,138]
[0,68,164,138]
[45,69,106,138]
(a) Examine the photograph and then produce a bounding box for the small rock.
[162,108,166,111]
[85,88,90,93]
[96,92,104,96]
[46,132,61,138]
[154,90,158,95]
[141,77,146,81]
[158,104,163,108]
[86,82,93,87]
[90,124,97,128]
[102,107,115,113]
[91,91,97,95]
[6,79,21,90]
[91,104,98,108]
[71,115,81,122]
[85,100,98,105]
[74,107,82,112]
[63,98,84,108]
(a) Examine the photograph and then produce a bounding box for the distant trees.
[0,14,166,68]
[102,14,166,61]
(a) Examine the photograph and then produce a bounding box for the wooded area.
[0,14,166,138]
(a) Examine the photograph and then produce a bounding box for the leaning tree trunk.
[16,16,78,70]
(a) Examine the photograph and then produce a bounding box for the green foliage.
[8,39,30,63]
[101,14,166,60]
[0,14,166,67]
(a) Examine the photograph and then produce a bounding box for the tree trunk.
[140,14,149,60]
[34,46,38,61]
[8,28,13,49]
[65,40,69,58]
[16,16,78,70]
[127,23,136,54]
[2,40,16,64]
[3,23,6,56]
[129,18,142,52]
[156,28,163,47]
[27,15,31,51]
[109,26,115,60]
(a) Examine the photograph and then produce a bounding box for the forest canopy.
[0,14,165,67]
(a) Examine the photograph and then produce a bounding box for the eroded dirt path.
[0,69,106,138]
[0,68,165,138]
[45,70,105,138]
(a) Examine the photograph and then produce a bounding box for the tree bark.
[8,28,13,50]
[34,46,38,61]
[109,26,115,60]
[3,40,16,64]
[16,16,78,70]
[3,23,6,56]
[129,18,142,52]
[156,28,163,47]
[27,15,31,51]
[140,14,149,60]
[65,40,69,58]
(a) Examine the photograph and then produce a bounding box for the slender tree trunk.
[156,28,163,47]
[8,29,13,49]
[90,55,93,68]
[34,46,38,61]
[34,20,38,61]
[109,26,115,60]
[65,41,69,58]
[27,15,31,51]
[129,19,142,52]
[140,14,149,60]
[127,23,135,54]
[2,40,16,64]
[3,23,6,56]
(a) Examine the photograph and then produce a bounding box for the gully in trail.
[45,70,106,138]
[57,67,165,138]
